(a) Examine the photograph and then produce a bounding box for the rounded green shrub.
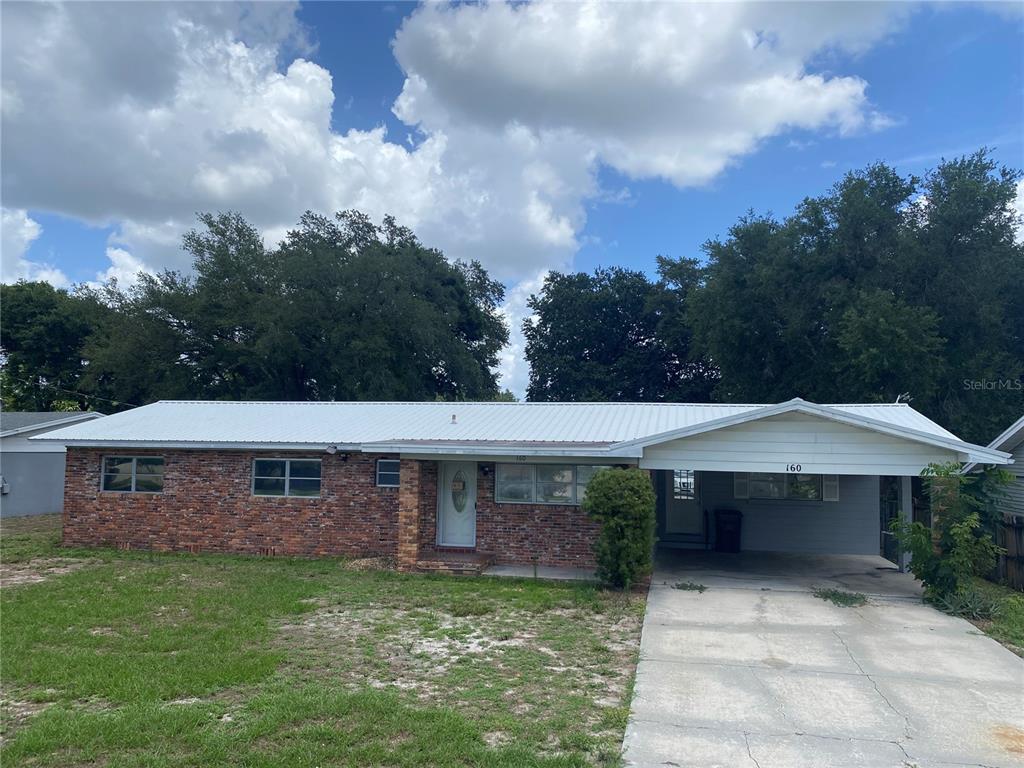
[581,467,656,589]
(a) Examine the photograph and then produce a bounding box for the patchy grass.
[670,581,707,593]
[0,515,644,766]
[0,514,64,563]
[812,587,868,607]
[969,578,1024,657]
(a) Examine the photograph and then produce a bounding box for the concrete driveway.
[623,551,1024,768]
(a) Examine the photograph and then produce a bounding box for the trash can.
[715,509,743,553]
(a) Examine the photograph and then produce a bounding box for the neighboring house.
[968,415,1024,515]
[35,398,1010,571]
[1,411,105,517]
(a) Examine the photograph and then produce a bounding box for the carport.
[627,399,1009,568]
[624,549,1024,768]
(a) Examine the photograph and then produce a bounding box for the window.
[495,464,613,505]
[672,469,695,500]
[102,456,164,493]
[253,458,321,497]
[376,459,400,487]
[734,472,838,502]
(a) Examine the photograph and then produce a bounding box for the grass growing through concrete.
[812,587,868,607]
[670,581,707,593]
[0,515,645,767]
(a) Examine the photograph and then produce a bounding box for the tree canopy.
[1,210,510,410]
[524,151,1022,442]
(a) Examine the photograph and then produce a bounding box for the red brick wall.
[475,462,600,568]
[421,461,600,568]
[63,448,400,557]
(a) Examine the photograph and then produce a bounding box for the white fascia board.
[610,398,1013,465]
[399,452,639,465]
[50,441,362,451]
[10,412,104,439]
[964,414,1024,472]
[364,443,622,458]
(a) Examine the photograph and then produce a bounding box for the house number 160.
[786,464,802,472]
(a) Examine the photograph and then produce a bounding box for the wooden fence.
[996,512,1024,592]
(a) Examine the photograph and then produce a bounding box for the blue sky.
[2,1,1022,391]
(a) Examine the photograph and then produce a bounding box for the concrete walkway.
[623,551,1024,768]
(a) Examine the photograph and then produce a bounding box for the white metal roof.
[31,398,1008,464]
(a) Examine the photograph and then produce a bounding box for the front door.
[665,470,702,536]
[438,461,477,547]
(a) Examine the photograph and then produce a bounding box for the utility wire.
[3,375,140,409]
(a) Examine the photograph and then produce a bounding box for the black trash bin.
[714,509,743,553]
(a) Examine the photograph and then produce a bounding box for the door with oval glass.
[438,461,477,547]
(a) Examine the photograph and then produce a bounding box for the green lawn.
[0,515,644,767]
[971,577,1024,656]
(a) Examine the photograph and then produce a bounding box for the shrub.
[582,468,656,589]
[891,462,1008,602]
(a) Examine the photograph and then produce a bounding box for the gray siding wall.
[700,471,880,555]
[1003,443,1024,517]
[0,452,66,517]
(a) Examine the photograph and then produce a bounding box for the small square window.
[376,459,401,487]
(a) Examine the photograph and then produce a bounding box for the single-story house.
[35,398,1011,572]
[1,411,105,517]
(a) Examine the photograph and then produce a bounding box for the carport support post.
[897,475,914,573]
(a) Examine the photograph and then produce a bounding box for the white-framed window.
[252,458,321,497]
[495,464,613,505]
[102,456,164,493]
[376,459,400,487]
[733,472,838,502]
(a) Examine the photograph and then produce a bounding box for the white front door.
[665,469,702,535]
[438,461,477,547]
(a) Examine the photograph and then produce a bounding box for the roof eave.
[6,412,104,439]
[609,399,1012,465]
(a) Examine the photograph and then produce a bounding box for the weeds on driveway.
[812,587,868,607]
[0,515,645,767]
[670,581,707,593]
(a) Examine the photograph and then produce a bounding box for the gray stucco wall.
[700,471,880,555]
[0,452,66,517]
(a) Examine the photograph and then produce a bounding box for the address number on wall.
[785,464,802,472]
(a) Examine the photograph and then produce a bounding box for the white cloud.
[0,208,69,287]
[89,247,152,290]
[496,271,547,398]
[2,0,917,392]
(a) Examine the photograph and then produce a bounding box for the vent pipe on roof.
[451,414,457,424]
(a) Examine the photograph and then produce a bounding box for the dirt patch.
[0,558,87,588]
[993,724,1024,755]
[0,697,51,740]
[275,593,643,754]
[343,556,396,571]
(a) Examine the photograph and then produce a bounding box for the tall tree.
[0,281,108,410]
[524,267,714,401]
[683,151,1022,442]
[4,210,509,410]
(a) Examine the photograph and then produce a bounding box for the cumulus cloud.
[0,208,69,287]
[2,0,914,392]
